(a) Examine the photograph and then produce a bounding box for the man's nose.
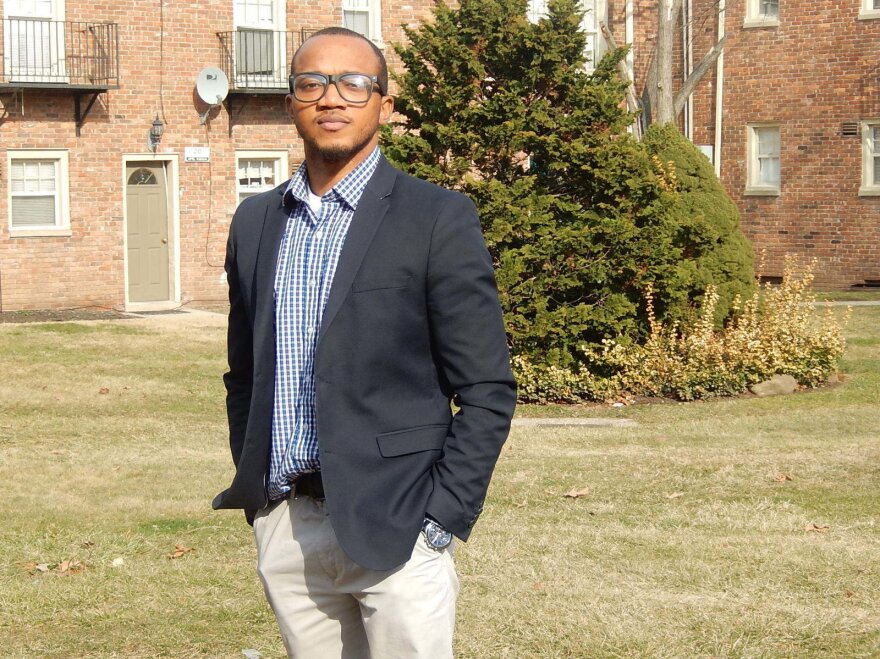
[317,81,346,108]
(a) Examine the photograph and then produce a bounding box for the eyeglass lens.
[292,74,375,103]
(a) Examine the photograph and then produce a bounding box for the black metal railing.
[0,19,119,88]
[217,28,317,91]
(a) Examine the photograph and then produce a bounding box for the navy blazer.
[212,156,516,571]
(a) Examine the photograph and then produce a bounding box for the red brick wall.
[682,0,880,287]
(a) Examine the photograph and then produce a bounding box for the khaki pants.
[253,496,459,658]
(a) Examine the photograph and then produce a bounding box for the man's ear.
[379,95,395,124]
[285,94,295,118]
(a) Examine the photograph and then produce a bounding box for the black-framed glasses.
[288,72,383,104]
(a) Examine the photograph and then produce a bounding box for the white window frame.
[526,0,607,71]
[342,0,383,47]
[859,121,880,196]
[859,0,880,20]
[235,150,289,204]
[745,124,781,196]
[744,0,779,28]
[7,149,71,237]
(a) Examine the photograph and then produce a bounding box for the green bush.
[384,0,756,382]
[641,124,755,323]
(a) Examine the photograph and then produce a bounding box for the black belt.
[283,471,325,501]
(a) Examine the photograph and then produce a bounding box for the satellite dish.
[196,67,229,123]
[197,67,229,105]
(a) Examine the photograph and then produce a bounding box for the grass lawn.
[0,308,877,658]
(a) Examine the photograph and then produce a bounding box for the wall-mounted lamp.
[149,115,165,152]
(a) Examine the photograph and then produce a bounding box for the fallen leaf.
[666,491,685,499]
[844,589,856,598]
[563,487,590,499]
[50,450,66,456]
[34,563,51,573]
[773,473,793,482]
[111,557,125,568]
[514,500,527,509]
[81,541,95,549]
[804,523,830,533]
[99,387,110,395]
[167,544,195,559]
[56,559,84,574]
[531,581,545,591]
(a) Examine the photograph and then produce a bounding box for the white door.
[4,0,66,83]
[233,0,286,88]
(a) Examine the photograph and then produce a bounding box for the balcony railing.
[0,19,119,88]
[218,28,316,92]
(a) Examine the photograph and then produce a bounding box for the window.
[236,150,289,204]
[342,0,382,45]
[526,0,607,70]
[4,0,68,83]
[746,125,780,195]
[860,122,880,196]
[233,0,286,86]
[526,0,547,23]
[7,149,70,235]
[744,0,779,27]
[859,0,880,19]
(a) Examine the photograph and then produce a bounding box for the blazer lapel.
[254,188,289,334]
[318,157,398,346]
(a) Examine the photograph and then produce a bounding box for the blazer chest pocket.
[352,275,412,293]
[376,424,448,457]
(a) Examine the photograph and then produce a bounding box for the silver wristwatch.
[422,517,453,551]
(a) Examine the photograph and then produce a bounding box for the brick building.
[0,0,432,312]
[1,0,878,312]
[620,0,880,288]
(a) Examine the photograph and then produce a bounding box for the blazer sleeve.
[222,212,254,468]
[423,193,517,540]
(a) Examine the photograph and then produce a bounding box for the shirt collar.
[283,147,381,212]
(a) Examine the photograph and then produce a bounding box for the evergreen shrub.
[641,124,755,323]
[384,0,707,365]
[382,0,847,403]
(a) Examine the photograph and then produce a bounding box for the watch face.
[423,520,453,551]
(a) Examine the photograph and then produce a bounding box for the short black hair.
[292,27,388,96]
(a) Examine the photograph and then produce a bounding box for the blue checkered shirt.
[268,147,381,500]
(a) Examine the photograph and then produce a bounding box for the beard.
[300,130,376,164]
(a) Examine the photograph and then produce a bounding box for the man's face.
[286,35,394,166]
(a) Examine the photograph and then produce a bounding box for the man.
[213,27,516,658]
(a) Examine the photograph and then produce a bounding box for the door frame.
[122,153,180,311]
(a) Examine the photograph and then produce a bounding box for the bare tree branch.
[673,34,726,117]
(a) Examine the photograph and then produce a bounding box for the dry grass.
[1,309,878,658]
